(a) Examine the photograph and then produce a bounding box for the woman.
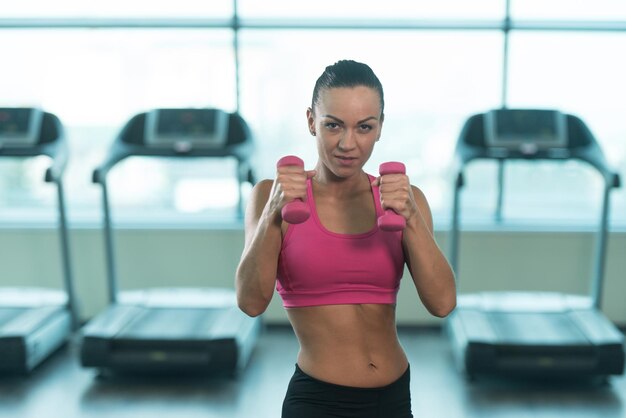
[235,60,456,418]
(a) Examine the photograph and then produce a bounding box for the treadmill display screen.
[0,108,43,148]
[144,108,229,150]
[485,109,568,151]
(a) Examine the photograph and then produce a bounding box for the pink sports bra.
[276,174,405,308]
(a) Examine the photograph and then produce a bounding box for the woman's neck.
[312,165,369,198]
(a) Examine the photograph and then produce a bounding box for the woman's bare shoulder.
[249,179,274,205]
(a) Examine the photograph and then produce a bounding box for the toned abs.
[287,303,409,388]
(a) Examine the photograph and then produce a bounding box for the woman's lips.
[335,155,357,166]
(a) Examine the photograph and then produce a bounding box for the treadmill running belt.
[117,308,223,340]
[0,307,28,327]
[489,312,589,345]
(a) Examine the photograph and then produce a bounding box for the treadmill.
[445,108,625,379]
[0,107,78,373]
[79,108,260,374]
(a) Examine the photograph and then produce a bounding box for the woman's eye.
[359,124,372,131]
[325,122,339,129]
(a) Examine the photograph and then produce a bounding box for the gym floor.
[0,326,624,418]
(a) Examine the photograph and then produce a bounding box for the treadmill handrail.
[453,141,621,189]
[0,110,79,329]
[449,110,621,310]
[92,139,255,184]
[0,112,68,184]
[92,112,255,184]
[92,110,255,304]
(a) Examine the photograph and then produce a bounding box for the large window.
[238,0,504,19]
[0,29,236,223]
[239,30,502,218]
[1,2,625,228]
[503,32,626,224]
[2,1,232,18]
[511,0,626,20]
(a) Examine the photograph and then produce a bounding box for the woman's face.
[307,85,383,179]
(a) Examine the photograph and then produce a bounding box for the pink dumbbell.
[277,155,310,224]
[377,162,407,232]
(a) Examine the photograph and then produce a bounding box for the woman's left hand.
[371,173,419,223]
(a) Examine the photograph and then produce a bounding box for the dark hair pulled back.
[311,60,384,115]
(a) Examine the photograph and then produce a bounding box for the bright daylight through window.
[0,1,625,228]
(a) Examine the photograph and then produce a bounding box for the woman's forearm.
[402,215,457,318]
[235,208,283,317]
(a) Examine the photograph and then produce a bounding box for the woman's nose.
[338,129,356,150]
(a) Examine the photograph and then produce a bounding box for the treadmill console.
[484,109,568,155]
[144,108,229,152]
[0,107,43,149]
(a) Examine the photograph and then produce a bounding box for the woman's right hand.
[267,164,317,220]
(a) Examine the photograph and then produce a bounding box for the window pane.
[106,157,244,222]
[461,160,607,226]
[2,1,232,18]
[239,0,504,19]
[239,30,503,219]
[0,29,237,222]
[504,32,626,224]
[511,0,626,21]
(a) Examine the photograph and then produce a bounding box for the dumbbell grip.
[277,155,310,224]
[378,162,407,232]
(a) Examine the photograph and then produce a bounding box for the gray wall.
[1,227,625,326]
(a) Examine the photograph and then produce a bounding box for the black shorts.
[282,364,414,418]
